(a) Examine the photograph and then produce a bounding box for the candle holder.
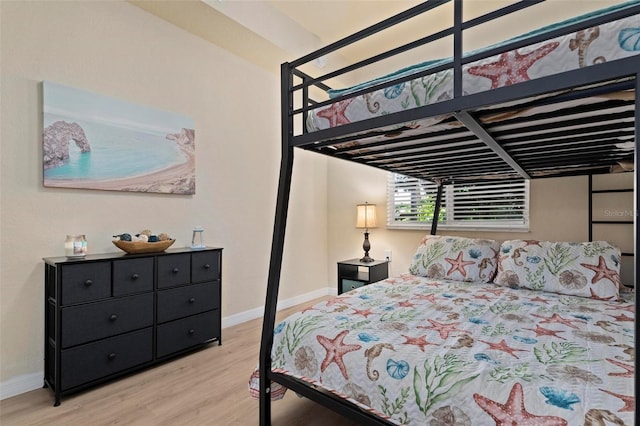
[191,226,205,250]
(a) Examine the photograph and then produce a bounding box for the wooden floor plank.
[1,297,358,425]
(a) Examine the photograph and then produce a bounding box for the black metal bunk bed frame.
[259,1,639,424]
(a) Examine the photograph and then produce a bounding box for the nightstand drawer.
[341,279,366,294]
[61,293,153,348]
[157,310,218,358]
[157,254,191,288]
[157,281,220,323]
[61,262,111,305]
[113,258,154,296]
[60,328,152,391]
[191,251,220,283]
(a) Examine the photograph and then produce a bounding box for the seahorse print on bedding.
[364,93,381,113]
[569,27,606,67]
[365,343,395,380]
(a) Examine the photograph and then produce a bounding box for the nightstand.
[337,258,389,294]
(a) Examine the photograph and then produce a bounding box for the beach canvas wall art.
[43,81,195,194]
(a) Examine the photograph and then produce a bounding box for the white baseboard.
[222,286,334,328]
[0,372,43,401]
[1,286,335,400]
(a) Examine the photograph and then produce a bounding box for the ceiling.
[130,0,622,88]
[130,0,425,78]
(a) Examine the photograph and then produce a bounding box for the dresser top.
[43,246,223,266]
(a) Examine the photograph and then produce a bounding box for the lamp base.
[361,230,374,263]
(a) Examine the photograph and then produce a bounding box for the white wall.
[0,0,328,398]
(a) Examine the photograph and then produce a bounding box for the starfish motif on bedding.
[480,287,505,296]
[588,288,615,301]
[479,339,528,359]
[473,293,493,302]
[599,388,635,412]
[580,256,620,285]
[467,42,560,88]
[398,300,415,308]
[606,358,634,378]
[531,313,586,329]
[528,296,550,304]
[418,319,460,340]
[474,382,568,426]
[606,313,634,322]
[523,325,566,340]
[351,307,374,318]
[445,251,475,277]
[605,303,635,313]
[401,334,438,352]
[316,99,354,127]
[415,293,437,303]
[325,296,350,307]
[316,330,362,380]
[522,240,542,247]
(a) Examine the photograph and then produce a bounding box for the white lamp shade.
[356,203,377,229]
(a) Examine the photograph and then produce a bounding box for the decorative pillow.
[409,235,500,283]
[494,240,621,300]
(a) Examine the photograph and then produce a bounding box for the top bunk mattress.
[306,6,640,134]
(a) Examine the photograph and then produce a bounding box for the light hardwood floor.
[1,298,360,425]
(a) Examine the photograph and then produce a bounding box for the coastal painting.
[43,81,195,194]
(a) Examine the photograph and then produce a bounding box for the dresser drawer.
[157,281,220,323]
[61,293,153,348]
[191,250,220,283]
[60,328,152,391]
[60,262,111,305]
[157,310,218,358]
[157,254,190,289]
[113,258,154,296]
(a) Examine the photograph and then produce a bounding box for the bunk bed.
[257,1,639,424]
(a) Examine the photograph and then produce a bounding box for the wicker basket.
[112,239,175,254]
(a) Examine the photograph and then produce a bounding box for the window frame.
[387,173,530,232]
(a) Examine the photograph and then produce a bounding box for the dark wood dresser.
[43,247,222,406]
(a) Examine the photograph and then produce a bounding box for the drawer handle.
[109,314,118,321]
[131,273,139,280]
[172,268,179,274]
[108,353,116,360]
[189,297,196,304]
[204,264,211,269]
[188,329,195,335]
[84,279,93,287]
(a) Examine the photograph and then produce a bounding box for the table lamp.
[356,202,377,262]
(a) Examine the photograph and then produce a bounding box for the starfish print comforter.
[306,8,640,134]
[269,274,634,425]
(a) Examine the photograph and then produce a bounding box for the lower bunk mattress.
[267,275,635,425]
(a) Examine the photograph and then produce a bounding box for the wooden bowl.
[112,239,175,254]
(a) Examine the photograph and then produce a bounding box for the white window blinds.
[387,173,529,231]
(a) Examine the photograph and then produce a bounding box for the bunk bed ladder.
[588,174,635,288]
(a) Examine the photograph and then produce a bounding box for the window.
[387,173,529,231]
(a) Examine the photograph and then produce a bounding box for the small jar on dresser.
[43,247,222,406]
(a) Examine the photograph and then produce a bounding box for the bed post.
[259,62,295,426]
[430,183,444,235]
[634,72,639,415]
